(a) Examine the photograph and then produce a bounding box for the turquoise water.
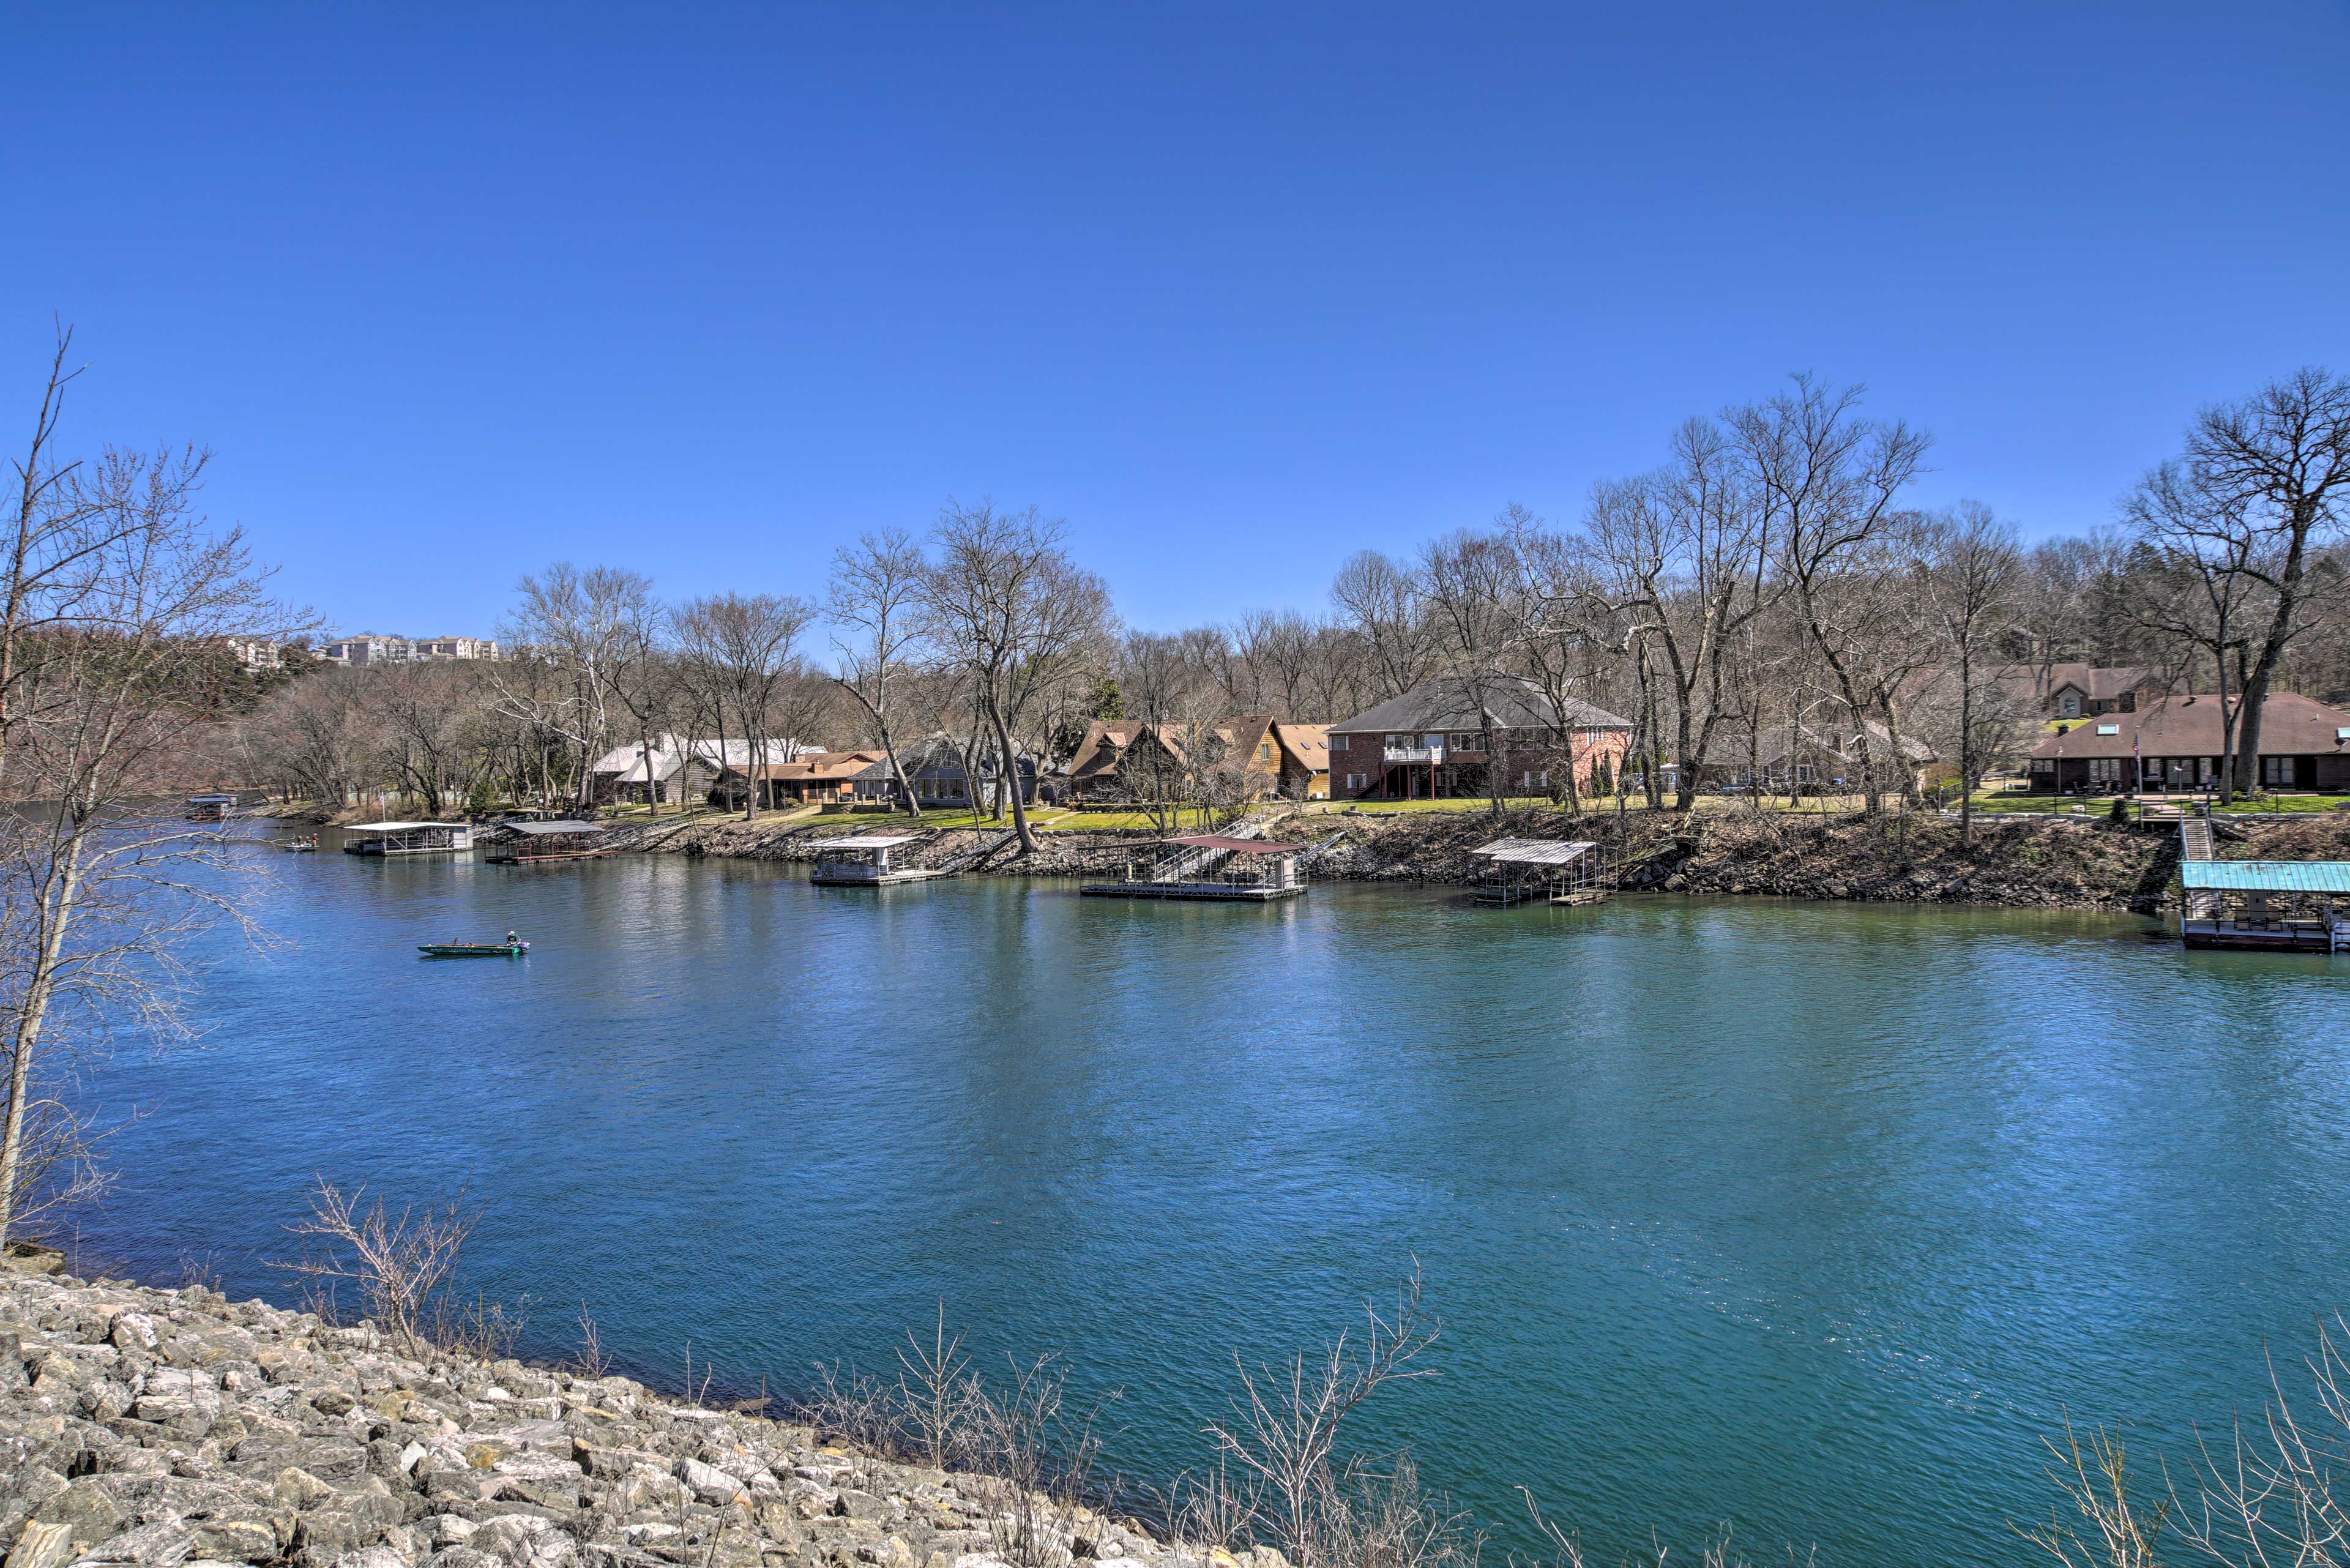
[73,853,2350,1566]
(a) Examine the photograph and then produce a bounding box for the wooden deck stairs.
[2179,811,2219,918]
[1150,816,1270,882]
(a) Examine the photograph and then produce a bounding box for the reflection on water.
[75,853,2350,1568]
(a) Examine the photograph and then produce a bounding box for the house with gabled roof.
[1326,678,1633,800]
[1066,713,1329,802]
[2027,692,2350,793]
[2033,663,2170,719]
[1270,722,1331,799]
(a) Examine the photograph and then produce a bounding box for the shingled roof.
[2031,692,2350,760]
[1332,678,1632,736]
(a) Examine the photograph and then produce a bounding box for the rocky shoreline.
[337,799,2350,913]
[597,805,2334,913]
[0,1269,1212,1568]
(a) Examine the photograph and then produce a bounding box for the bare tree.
[1330,551,1436,703]
[1908,503,2025,840]
[499,563,650,811]
[273,1179,481,1354]
[1,329,107,799]
[2122,463,2266,803]
[829,528,930,817]
[1575,419,1776,812]
[2175,367,2350,792]
[671,592,818,819]
[0,443,299,1247]
[1420,523,1530,812]
[922,501,1111,854]
[597,575,673,813]
[1729,375,1931,818]
[1236,609,1319,718]
[2020,1417,2173,1568]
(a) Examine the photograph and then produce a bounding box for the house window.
[1521,771,1547,789]
[2263,755,2296,786]
[2088,758,2120,783]
[1449,733,1480,752]
[1331,734,1349,752]
[1259,741,1274,763]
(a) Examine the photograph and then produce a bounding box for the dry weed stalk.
[2171,1315,2350,1567]
[900,1300,983,1469]
[569,1301,611,1378]
[2020,1417,2170,1568]
[271,1177,482,1354]
[1204,1264,1442,1568]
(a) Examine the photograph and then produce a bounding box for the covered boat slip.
[486,819,613,864]
[808,834,945,886]
[1082,834,1308,902]
[2179,860,2350,953]
[1471,837,1616,905]
[340,821,474,856]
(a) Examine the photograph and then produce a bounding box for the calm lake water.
[70,849,2350,1567]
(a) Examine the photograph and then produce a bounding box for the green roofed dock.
[2179,860,2350,952]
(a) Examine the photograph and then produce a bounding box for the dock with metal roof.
[339,821,474,856]
[808,834,945,887]
[486,819,613,864]
[1081,834,1308,902]
[1469,837,1617,905]
[2177,858,2350,953]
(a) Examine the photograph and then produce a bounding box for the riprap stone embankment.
[0,1270,1228,1568]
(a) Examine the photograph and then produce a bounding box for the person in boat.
[505,930,519,946]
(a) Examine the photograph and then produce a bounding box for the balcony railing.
[1384,745,1442,763]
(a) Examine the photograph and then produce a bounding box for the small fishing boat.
[282,834,319,853]
[417,938,530,958]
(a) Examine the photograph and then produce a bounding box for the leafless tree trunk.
[830,528,930,817]
[2124,464,2266,804]
[1330,550,1435,703]
[501,563,648,812]
[2174,368,2350,791]
[1729,374,1930,819]
[922,502,1111,855]
[1908,504,2023,842]
[672,592,816,820]
[1,442,299,1247]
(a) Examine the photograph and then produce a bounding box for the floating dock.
[1081,833,1308,902]
[486,819,614,864]
[1080,877,1304,902]
[808,834,947,887]
[1469,837,1616,905]
[2178,859,2349,952]
[341,821,474,856]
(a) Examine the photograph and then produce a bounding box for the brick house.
[2027,692,2350,793]
[1327,678,1633,800]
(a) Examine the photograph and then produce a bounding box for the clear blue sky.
[7,4,2346,638]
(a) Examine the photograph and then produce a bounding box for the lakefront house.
[2027,692,2350,793]
[1327,678,1633,800]
[1065,714,1330,802]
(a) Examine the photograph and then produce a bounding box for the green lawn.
[1962,790,2345,816]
